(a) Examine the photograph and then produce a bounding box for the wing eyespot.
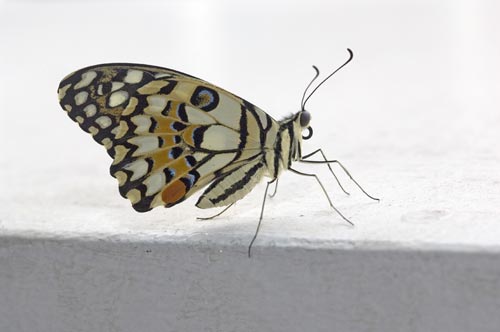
[190,86,219,111]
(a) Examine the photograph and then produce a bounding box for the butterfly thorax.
[263,113,304,180]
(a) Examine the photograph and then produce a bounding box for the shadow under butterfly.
[57,48,379,257]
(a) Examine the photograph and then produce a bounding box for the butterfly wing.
[58,63,278,212]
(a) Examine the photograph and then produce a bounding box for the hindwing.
[58,63,278,211]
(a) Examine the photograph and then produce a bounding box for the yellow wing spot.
[143,172,166,196]
[83,104,97,117]
[182,125,201,146]
[145,95,168,115]
[126,188,142,204]
[75,116,84,124]
[74,91,89,105]
[109,91,129,107]
[58,84,71,101]
[113,120,129,139]
[131,115,153,134]
[200,125,239,150]
[185,105,217,125]
[88,126,99,136]
[74,71,97,89]
[124,70,143,84]
[114,171,127,186]
[155,73,174,79]
[128,136,161,156]
[102,138,113,150]
[112,145,129,165]
[137,80,170,94]
[111,82,125,92]
[97,84,104,95]
[95,116,112,129]
[122,97,139,116]
[124,159,149,181]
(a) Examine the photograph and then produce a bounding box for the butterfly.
[57,48,378,256]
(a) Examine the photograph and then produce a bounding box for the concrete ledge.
[2,233,500,332]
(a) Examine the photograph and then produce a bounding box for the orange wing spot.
[182,125,200,146]
[161,180,187,205]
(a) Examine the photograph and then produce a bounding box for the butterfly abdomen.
[196,159,266,208]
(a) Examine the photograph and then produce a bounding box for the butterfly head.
[299,110,313,140]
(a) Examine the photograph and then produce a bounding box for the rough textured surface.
[2,237,500,332]
[1,1,500,331]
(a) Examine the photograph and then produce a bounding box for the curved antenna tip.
[346,48,354,59]
[302,48,355,109]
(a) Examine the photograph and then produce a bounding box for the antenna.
[300,65,320,110]
[302,48,354,110]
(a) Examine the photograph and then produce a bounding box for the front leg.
[300,148,350,195]
[268,179,279,198]
[300,149,379,201]
[289,168,353,225]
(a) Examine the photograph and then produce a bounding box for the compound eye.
[300,111,311,127]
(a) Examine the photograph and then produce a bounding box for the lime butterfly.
[58,49,378,256]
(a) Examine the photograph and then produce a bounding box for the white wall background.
[1,1,500,331]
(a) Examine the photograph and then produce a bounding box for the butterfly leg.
[248,178,276,258]
[197,203,235,221]
[268,179,279,198]
[300,149,379,201]
[289,167,354,226]
[300,149,350,196]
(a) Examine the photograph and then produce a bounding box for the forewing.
[58,63,276,211]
